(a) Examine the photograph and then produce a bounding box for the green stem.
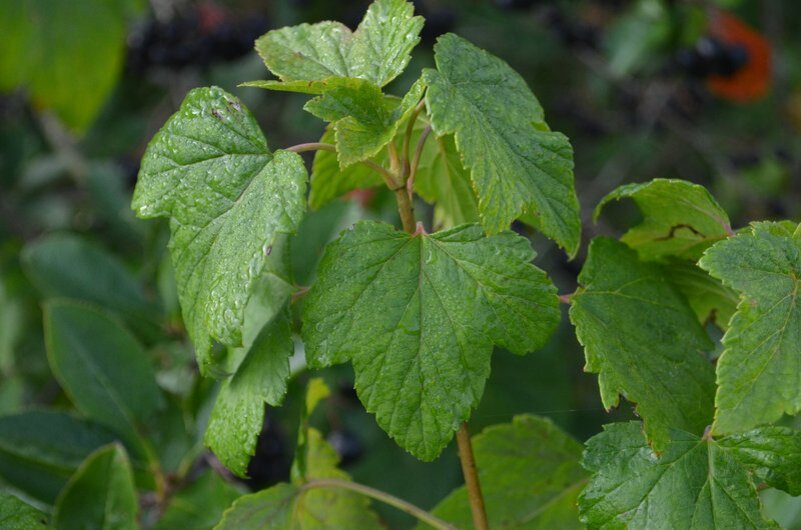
[395,187,417,233]
[286,142,398,187]
[456,422,489,530]
[407,124,432,195]
[301,478,457,530]
[402,97,427,178]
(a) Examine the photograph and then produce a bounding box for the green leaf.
[155,470,242,530]
[54,444,138,530]
[569,238,715,451]
[698,222,801,434]
[44,300,163,451]
[414,134,479,229]
[293,378,331,483]
[22,233,162,339]
[0,493,49,530]
[254,0,422,87]
[0,411,117,503]
[595,178,732,261]
[424,415,587,529]
[215,482,297,529]
[132,86,307,375]
[719,426,801,496]
[241,77,364,95]
[309,128,384,209]
[302,221,559,460]
[663,260,738,330]
[304,79,398,167]
[215,429,382,530]
[205,307,294,477]
[347,0,424,87]
[307,78,425,207]
[423,33,580,254]
[579,422,779,529]
[0,0,126,131]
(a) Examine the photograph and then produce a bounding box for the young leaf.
[595,179,732,261]
[155,470,242,530]
[698,222,801,434]
[254,0,422,88]
[569,238,715,451]
[423,415,587,529]
[53,444,138,530]
[215,429,382,529]
[0,411,117,503]
[22,233,162,340]
[132,86,307,375]
[0,493,49,530]
[308,80,425,206]
[44,300,163,452]
[579,422,779,529]
[302,221,560,460]
[205,306,293,477]
[309,127,385,209]
[424,33,580,254]
[304,78,398,167]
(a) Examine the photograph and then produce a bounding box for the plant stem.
[301,478,458,530]
[456,422,489,530]
[407,124,432,195]
[395,187,417,233]
[286,142,398,188]
[402,98,427,177]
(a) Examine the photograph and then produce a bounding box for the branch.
[456,422,489,530]
[285,142,399,189]
[402,97,427,177]
[407,124,432,196]
[301,478,458,530]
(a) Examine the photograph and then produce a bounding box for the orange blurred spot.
[706,9,771,102]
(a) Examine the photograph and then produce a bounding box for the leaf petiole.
[300,478,458,530]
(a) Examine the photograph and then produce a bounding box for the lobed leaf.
[132,86,307,375]
[302,221,559,460]
[579,422,780,529]
[595,178,732,261]
[423,415,587,529]
[53,444,138,530]
[569,238,715,451]
[254,0,422,88]
[424,33,580,254]
[304,78,398,167]
[699,222,801,434]
[307,80,425,207]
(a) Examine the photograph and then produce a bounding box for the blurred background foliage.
[1,0,801,528]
